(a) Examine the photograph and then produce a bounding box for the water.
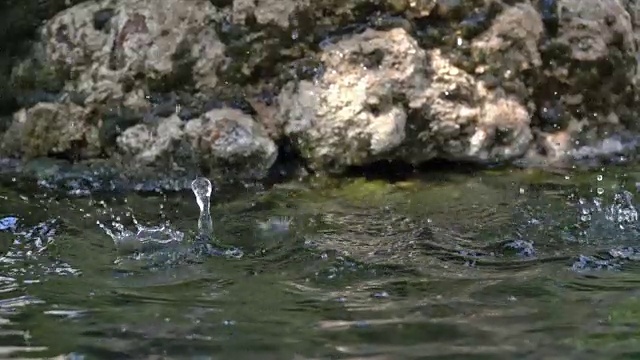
[2,166,640,359]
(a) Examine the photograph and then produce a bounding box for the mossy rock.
[10,57,66,95]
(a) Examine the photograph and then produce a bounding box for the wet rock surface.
[278,26,534,171]
[1,101,101,159]
[1,0,640,181]
[524,0,639,167]
[116,107,277,181]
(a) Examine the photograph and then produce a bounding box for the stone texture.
[232,0,311,28]
[529,0,639,164]
[10,0,226,112]
[0,101,100,159]
[116,108,277,180]
[184,108,279,179]
[1,0,280,181]
[471,3,544,100]
[115,114,185,167]
[2,0,640,178]
[278,27,533,172]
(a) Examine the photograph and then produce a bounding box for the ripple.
[3,167,640,358]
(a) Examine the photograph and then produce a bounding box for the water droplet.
[372,291,389,299]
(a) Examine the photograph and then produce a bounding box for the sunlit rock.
[3,0,640,178]
[278,27,533,172]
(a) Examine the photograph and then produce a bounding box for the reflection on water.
[3,167,640,358]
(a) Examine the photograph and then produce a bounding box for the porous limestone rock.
[278,27,533,172]
[1,101,100,159]
[3,0,640,178]
[116,108,277,180]
[527,0,638,165]
[10,0,227,117]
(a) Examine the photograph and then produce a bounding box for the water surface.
[2,166,640,359]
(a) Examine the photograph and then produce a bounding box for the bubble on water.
[605,191,638,226]
[257,216,293,233]
[372,291,389,299]
[572,190,640,244]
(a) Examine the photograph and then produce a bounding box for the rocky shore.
[1,0,639,183]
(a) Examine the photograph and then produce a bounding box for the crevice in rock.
[97,105,144,152]
[536,0,559,37]
[0,89,18,116]
[208,0,232,8]
[416,157,511,176]
[264,137,310,186]
[350,1,397,22]
[49,139,87,163]
[341,159,415,182]
[93,8,115,32]
[336,157,494,183]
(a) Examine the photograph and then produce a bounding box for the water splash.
[97,213,184,255]
[605,191,638,226]
[572,190,639,242]
[257,216,293,234]
[191,177,212,238]
[0,216,17,231]
[12,218,60,253]
[98,176,243,269]
[0,217,80,280]
[569,189,640,272]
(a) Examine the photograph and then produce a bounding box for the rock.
[2,0,281,181]
[530,0,639,163]
[116,114,185,168]
[278,28,414,171]
[3,0,640,178]
[0,102,100,159]
[11,0,226,108]
[412,49,533,163]
[278,27,533,172]
[232,0,310,28]
[116,108,277,180]
[184,108,278,180]
[471,3,544,100]
[0,0,86,113]
[556,0,634,62]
